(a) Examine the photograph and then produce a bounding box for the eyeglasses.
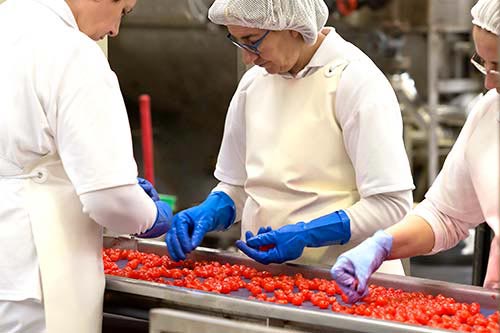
[227,30,270,55]
[470,52,500,76]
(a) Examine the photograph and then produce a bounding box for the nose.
[242,50,258,65]
[108,21,121,38]
[484,73,499,90]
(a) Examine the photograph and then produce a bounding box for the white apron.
[243,61,404,274]
[7,154,104,333]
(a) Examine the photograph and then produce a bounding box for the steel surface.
[104,236,499,333]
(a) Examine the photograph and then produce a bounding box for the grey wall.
[110,25,237,210]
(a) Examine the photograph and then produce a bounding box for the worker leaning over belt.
[0,0,172,332]
[166,0,415,271]
[331,0,500,304]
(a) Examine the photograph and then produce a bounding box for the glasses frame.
[470,52,500,76]
[227,30,271,55]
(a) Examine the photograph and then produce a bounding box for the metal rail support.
[472,224,493,287]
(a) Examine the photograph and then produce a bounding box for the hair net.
[471,0,500,35]
[208,0,329,45]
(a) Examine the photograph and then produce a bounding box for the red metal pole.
[336,0,358,16]
[139,94,155,185]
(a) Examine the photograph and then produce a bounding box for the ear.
[290,30,304,42]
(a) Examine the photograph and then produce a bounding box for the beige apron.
[20,154,103,333]
[243,61,404,274]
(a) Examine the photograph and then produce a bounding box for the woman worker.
[0,0,171,332]
[165,0,414,272]
[331,0,500,304]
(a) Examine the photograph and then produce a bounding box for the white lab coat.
[413,89,499,288]
[0,0,139,325]
[214,28,414,269]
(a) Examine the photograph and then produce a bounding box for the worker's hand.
[166,192,236,261]
[136,201,173,238]
[136,178,172,238]
[137,177,160,201]
[236,210,351,265]
[236,225,307,264]
[330,230,393,303]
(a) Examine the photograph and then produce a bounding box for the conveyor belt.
[104,236,499,333]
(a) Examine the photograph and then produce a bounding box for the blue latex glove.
[235,210,351,265]
[166,191,235,261]
[136,178,172,238]
[138,177,160,201]
[137,201,173,238]
[330,230,393,303]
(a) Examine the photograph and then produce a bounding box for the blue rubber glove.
[235,210,351,265]
[137,177,160,201]
[166,191,235,261]
[330,230,393,303]
[136,178,172,238]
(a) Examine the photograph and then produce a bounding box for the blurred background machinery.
[108,0,488,283]
[111,0,483,208]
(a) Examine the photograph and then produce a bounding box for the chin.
[265,66,285,75]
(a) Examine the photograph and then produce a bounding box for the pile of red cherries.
[104,248,499,333]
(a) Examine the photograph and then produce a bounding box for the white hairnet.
[471,0,500,35]
[208,0,329,45]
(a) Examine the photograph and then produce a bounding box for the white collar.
[487,90,500,122]
[33,0,79,30]
[277,27,341,79]
[305,27,340,69]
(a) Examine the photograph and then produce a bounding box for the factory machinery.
[103,236,499,333]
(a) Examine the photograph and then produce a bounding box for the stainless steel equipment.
[150,309,298,333]
[104,236,500,333]
[349,0,480,197]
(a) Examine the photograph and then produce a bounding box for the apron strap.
[0,171,45,180]
[0,154,54,180]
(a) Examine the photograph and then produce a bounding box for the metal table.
[104,236,499,333]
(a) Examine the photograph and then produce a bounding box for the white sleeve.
[214,67,263,185]
[405,95,499,254]
[410,99,492,254]
[335,60,414,197]
[211,181,247,223]
[345,190,412,243]
[423,102,486,224]
[51,39,138,195]
[412,199,475,255]
[80,184,157,234]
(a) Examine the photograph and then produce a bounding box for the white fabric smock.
[413,89,499,289]
[0,299,45,333]
[0,0,138,324]
[215,29,414,272]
